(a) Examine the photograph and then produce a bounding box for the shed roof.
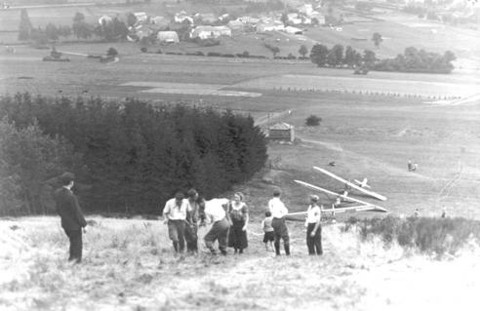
[269,122,294,130]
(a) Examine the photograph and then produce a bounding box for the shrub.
[106,47,118,57]
[345,216,480,256]
[207,52,221,57]
[305,115,322,126]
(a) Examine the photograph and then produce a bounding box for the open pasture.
[232,74,478,98]
[2,44,480,219]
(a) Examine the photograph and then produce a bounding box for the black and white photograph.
[1,0,479,310]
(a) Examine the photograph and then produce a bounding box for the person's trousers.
[272,218,290,255]
[306,223,323,255]
[184,223,198,253]
[204,218,230,255]
[64,229,83,263]
[168,220,186,252]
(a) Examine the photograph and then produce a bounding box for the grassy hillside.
[1,216,479,310]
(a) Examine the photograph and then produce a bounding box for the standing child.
[261,211,274,251]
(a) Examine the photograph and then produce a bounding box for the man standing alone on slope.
[54,172,87,263]
[268,189,290,256]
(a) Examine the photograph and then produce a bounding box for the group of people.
[163,190,249,256]
[54,171,324,264]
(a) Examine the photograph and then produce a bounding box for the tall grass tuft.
[344,215,480,256]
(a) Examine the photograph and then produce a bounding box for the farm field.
[1,217,479,311]
[1,44,480,219]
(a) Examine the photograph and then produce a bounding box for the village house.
[194,13,218,25]
[228,20,245,31]
[133,24,154,40]
[133,12,148,23]
[157,31,179,43]
[287,13,303,25]
[311,12,326,25]
[175,11,194,24]
[237,16,261,25]
[268,123,295,142]
[150,16,169,28]
[218,13,230,22]
[283,26,303,34]
[256,21,285,32]
[190,26,232,39]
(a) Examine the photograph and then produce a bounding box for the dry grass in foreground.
[1,216,479,311]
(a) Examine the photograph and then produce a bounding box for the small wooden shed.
[268,122,295,142]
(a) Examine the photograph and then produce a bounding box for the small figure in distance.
[441,208,446,218]
[413,208,420,218]
[328,161,336,167]
[261,211,275,252]
[408,160,418,172]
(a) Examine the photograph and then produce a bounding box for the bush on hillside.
[305,115,322,126]
[0,93,268,215]
[344,216,480,256]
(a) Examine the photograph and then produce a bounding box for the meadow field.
[1,216,479,311]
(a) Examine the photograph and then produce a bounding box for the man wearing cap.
[163,191,189,253]
[54,172,87,263]
[305,195,323,255]
[268,190,290,256]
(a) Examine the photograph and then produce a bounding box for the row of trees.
[18,9,128,42]
[309,43,456,74]
[310,44,377,68]
[373,47,456,74]
[0,94,268,216]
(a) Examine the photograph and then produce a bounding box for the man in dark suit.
[54,172,87,263]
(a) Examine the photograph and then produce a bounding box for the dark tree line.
[310,43,373,68]
[310,43,456,74]
[18,9,128,43]
[0,94,268,216]
[373,47,456,74]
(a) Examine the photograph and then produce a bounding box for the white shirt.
[163,198,188,220]
[204,198,229,223]
[268,197,288,219]
[306,204,321,224]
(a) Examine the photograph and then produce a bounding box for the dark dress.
[228,202,248,250]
